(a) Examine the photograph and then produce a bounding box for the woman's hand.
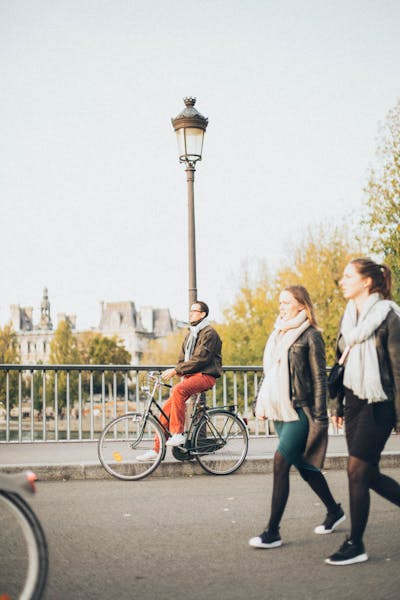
[331,415,343,430]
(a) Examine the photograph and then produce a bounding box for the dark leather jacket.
[333,308,400,428]
[288,326,328,421]
[175,325,223,378]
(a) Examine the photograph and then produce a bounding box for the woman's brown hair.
[350,258,392,300]
[284,285,318,327]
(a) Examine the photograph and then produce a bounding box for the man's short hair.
[195,301,209,317]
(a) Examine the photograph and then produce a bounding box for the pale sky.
[1,0,399,330]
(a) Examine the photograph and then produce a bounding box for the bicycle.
[97,371,249,480]
[0,471,48,600]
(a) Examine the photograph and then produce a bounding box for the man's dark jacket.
[175,325,222,378]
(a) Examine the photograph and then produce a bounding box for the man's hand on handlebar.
[161,368,177,382]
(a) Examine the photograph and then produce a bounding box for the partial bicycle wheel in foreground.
[0,473,48,600]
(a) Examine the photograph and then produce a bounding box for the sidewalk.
[1,434,400,480]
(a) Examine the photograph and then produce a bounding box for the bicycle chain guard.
[171,445,195,462]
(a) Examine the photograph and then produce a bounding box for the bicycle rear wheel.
[98,413,165,480]
[0,491,48,600]
[193,410,248,475]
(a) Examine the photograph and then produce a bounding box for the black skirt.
[344,387,395,464]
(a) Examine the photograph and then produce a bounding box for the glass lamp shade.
[175,126,205,163]
[171,97,208,164]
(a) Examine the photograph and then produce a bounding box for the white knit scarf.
[255,310,310,421]
[341,293,400,402]
[184,318,210,361]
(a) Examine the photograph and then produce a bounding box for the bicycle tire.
[98,412,165,480]
[0,490,48,600]
[193,410,248,475]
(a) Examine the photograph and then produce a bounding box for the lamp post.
[171,97,208,309]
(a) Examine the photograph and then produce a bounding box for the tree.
[79,333,131,366]
[0,324,20,407]
[79,332,131,396]
[49,320,81,365]
[141,329,186,366]
[48,320,81,411]
[363,99,400,301]
[0,324,20,364]
[217,265,278,366]
[218,228,358,367]
[275,226,357,364]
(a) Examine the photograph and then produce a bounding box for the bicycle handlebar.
[147,371,172,388]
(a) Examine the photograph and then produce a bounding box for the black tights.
[267,451,338,533]
[347,455,400,543]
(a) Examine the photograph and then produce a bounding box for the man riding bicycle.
[138,300,222,461]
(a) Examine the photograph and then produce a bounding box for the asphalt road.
[4,469,399,600]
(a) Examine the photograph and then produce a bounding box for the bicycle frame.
[139,373,172,438]
[141,379,209,450]
[132,374,213,456]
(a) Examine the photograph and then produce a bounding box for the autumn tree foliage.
[275,226,357,363]
[141,329,185,366]
[363,99,400,301]
[217,267,278,366]
[0,324,20,406]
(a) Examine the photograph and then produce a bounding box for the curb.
[2,452,400,481]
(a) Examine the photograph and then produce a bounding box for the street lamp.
[171,97,208,309]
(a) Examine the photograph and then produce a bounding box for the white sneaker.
[166,433,186,447]
[136,449,159,462]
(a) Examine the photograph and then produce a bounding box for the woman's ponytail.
[350,258,392,299]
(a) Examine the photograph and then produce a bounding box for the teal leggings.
[274,408,319,472]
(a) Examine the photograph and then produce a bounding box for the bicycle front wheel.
[193,410,248,475]
[0,491,48,600]
[98,413,165,481]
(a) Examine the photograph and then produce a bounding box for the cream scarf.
[341,293,400,402]
[256,310,310,421]
[184,318,210,361]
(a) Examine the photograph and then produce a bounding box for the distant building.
[10,288,76,364]
[98,301,175,363]
[9,288,178,364]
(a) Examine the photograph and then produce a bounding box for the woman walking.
[249,285,344,549]
[327,258,400,565]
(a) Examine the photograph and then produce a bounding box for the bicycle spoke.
[98,413,165,480]
[193,411,248,475]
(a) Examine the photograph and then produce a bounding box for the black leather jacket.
[333,308,400,428]
[288,326,328,421]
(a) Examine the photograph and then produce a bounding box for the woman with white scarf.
[249,286,344,550]
[327,258,400,566]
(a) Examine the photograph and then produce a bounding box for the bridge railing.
[0,363,333,443]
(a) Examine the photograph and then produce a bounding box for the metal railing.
[0,364,272,443]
